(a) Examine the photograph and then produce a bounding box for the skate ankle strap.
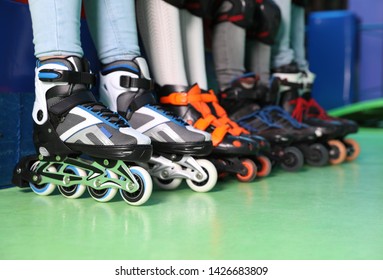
[49,90,97,115]
[126,92,157,118]
[120,75,153,90]
[160,92,202,105]
[39,69,96,86]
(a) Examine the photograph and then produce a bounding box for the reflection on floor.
[1,128,382,260]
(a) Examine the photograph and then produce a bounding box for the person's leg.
[83,0,140,64]
[180,9,208,90]
[290,3,308,71]
[212,21,246,91]
[246,40,271,86]
[136,0,188,87]
[271,0,294,69]
[29,0,83,58]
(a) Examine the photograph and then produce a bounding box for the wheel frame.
[153,163,183,190]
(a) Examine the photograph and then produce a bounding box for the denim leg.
[84,0,140,64]
[29,0,83,58]
[291,4,308,71]
[271,0,294,69]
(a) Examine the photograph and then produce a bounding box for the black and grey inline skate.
[12,56,153,205]
[272,63,354,165]
[99,58,218,192]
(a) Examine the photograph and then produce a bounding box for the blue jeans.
[271,0,308,71]
[29,0,140,63]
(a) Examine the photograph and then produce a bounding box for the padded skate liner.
[66,143,153,162]
[152,141,213,156]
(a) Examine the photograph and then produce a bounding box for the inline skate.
[158,83,268,181]
[218,74,305,172]
[299,70,360,162]
[99,58,218,192]
[12,56,153,205]
[272,63,351,165]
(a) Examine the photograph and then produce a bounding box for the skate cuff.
[128,92,157,112]
[120,76,153,90]
[39,69,96,86]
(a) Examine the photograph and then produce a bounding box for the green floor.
[1,128,382,260]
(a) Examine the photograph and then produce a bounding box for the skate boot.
[272,63,348,165]
[158,83,263,181]
[218,74,305,172]
[12,56,153,205]
[99,58,218,192]
[198,88,273,178]
[300,70,360,162]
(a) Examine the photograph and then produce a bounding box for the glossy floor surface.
[1,128,382,260]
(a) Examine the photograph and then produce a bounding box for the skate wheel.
[328,139,347,165]
[57,166,87,199]
[87,170,118,202]
[120,166,152,206]
[306,143,329,167]
[280,146,304,172]
[29,161,57,196]
[256,155,272,177]
[186,159,217,192]
[153,163,183,190]
[344,138,360,161]
[236,158,257,182]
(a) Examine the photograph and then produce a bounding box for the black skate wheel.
[306,143,329,167]
[281,146,304,172]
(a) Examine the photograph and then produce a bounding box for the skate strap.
[220,86,265,101]
[201,90,250,136]
[39,69,96,86]
[159,92,203,105]
[49,90,97,115]
[120,75,153,90]
[128,92,157,112]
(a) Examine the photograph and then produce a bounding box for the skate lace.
[262,105,308,129]
[237,109,282,133]
[201,89,250,136]
[84,103,129,127]
[306,98,332,120]
[289,97,309,123]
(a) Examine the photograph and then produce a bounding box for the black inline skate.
[12,56,153,205]
[218,74,305,172]
[158,83,268,182]
[99,58,218,192]
[272,63,352,165]
[299,70,360,162]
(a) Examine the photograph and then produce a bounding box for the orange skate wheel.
[236,158,257,182]
[344,138,361,161]
[256,155,272,177]
[328,139,347,165]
